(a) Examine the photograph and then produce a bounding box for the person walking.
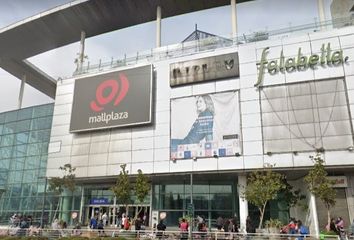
[156,220,166,239]
[179,218,189,240]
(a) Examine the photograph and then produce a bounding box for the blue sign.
[90,198,109,205]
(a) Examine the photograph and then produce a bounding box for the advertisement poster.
[170,91,241,159]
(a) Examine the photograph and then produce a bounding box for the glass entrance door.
[84,205,150,226]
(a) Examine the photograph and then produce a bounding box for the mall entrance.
[83,205,150,226]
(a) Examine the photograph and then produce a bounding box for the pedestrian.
[246,216,255,233]
[124,216,131,230]
[97,220,105,236]
[102,212,108,226]
[297,220,309,240]
[121,213,126,229]
[156,220,166,239]
[216,216,224,231]
[90,216,98,229]
[179,218,189,240]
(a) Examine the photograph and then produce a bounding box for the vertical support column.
[238,175,248,231]
[78,31,86,72]
[231,0,238,39]
[18,74,26,109]
[317,0,326,29]
[40,178,48,227]
[189,173,193,239]
[113,196,117,226]
[345,175,354,223]
[62,190,71,223]
[79,187,85,224]
[156,5,162,48]
[310,193,319,238]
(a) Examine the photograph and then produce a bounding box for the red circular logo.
[90,73,129,112]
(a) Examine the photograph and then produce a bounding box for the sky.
[0,0,333,112]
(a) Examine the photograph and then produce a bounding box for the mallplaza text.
[89,111,128,124]
[255,43,349,87]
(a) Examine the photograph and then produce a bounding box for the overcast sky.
[0,0,332,112]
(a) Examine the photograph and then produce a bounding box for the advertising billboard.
[170,91,241,159]
[70,65,153,132]
[170,52,239,87]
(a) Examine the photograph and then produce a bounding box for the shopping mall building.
[0,0,354,235]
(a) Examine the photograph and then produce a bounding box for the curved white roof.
[0,0,238,98]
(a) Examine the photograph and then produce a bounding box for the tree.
[281,179,306,209]
[242,167,286,229]
[135,169,150,218]
[48,163,76,222]
[304,154,336,229]
[111,164,131,214]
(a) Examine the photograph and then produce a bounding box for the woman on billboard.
[171,94,215,148]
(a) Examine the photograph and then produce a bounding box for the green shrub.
[60,237,89,240]
[0,237,48,240]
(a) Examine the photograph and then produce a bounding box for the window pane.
[15,120,31,133]
[0,159,10,170]
[14,145,27,158]
[210,193,232,210]
[11,159,25,171]
[33,104,54,118]
[8,171,23,184]
[1,135,14,147]
[17,108,33,121]
[0,147,13,159]
[3,122,16,134]
[5,111,17,123]
[27,143,42,156]
[210,185,232,193]
[194,194,208,210]
[22,170,37,183]
[29,130,51,143]
[15,132,29,145]
[0,113,5,124]
[31,117,52,131]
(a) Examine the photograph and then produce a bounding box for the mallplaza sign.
[255,43,349,87]
[70,65,153,132]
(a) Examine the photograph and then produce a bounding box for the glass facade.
[152,181,238,227]
[0,104,54,223]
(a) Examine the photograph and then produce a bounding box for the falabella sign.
[70,65,153,132]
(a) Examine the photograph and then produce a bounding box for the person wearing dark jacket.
[246,216,255,233]
[156,220,166,239]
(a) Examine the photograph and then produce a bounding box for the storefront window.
[152,181,237,227]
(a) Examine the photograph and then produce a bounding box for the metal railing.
[0,226,350,239]
[72,17,354,78]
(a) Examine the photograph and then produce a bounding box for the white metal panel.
[108,151,132,164]
[132,137,154,150]
[242,127,262,141]
[243,141,263,156]
[154,136,170,149]
[71,155,89,167]
[154,148,169,161]
[88,153,108,166]
[243,155,264,169]
[132,149,154,163]
[109,139,132,152]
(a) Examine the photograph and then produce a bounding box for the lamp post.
[40,177,48,228]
